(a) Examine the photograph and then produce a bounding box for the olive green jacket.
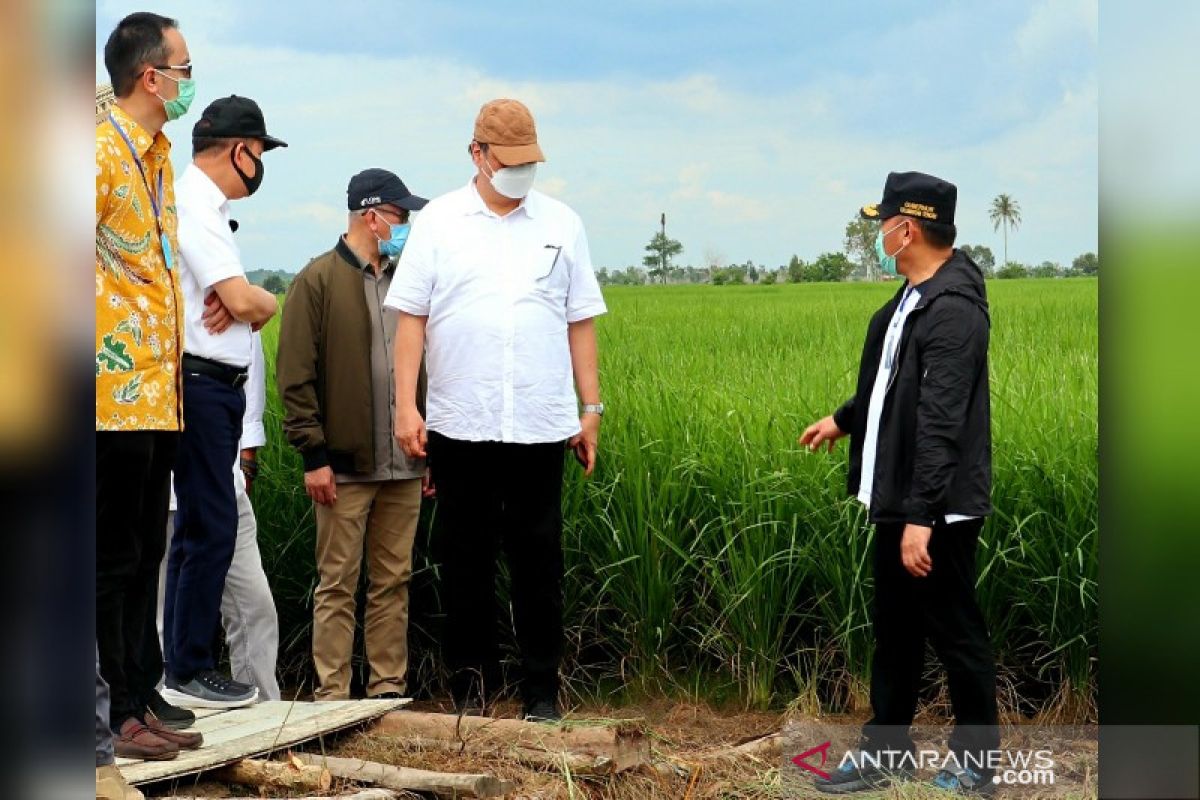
[276,238,426,474]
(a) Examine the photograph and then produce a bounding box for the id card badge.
[161,232,174,271]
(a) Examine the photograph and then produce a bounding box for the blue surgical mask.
[874,220,909,275]
[375,218,411,257]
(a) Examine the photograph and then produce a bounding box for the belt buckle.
[232,372,248,389]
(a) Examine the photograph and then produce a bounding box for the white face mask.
[483,159,537,199]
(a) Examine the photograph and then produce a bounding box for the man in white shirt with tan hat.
[386,98,606,722]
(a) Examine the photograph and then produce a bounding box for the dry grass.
[182,698,1090,800]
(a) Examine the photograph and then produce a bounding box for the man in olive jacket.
[800,172,999,796]
[276,168,428,700]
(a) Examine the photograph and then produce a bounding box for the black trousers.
[862,518,1000,773]
[164,372,245,681]
[428,431,566,706]
[96,430,177,728]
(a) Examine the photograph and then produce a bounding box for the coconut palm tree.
[989,194,1022,268]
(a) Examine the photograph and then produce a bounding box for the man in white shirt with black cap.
[386,98,606,722]
[163,95,284,709]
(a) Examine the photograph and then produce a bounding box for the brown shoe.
[114,717,179,761]
[144,711,203,749]
[96,763,145,799]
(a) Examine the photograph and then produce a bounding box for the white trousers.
[159,468,280,700]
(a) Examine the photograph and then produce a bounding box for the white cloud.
[248,201,346,227]
[1017,0,1098,58]
[97,1,1097,271]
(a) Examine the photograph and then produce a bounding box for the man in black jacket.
[800,172,999,796]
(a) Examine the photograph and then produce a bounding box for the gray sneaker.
[162,669,259,709]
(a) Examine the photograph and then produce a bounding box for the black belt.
[182,353,248,388]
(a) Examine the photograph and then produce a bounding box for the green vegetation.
[246,268,294,292]
[253,278,1097,717]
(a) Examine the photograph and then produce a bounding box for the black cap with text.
[860,171,956,225]
[346,168,428,212]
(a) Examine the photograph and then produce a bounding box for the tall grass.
[252,278,1098,717]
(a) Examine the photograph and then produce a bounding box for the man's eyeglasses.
[366,207,410,225]
[153,61,193,78]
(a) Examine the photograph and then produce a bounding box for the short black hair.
[192,136,249,158]
[917,219,957,248]
[104,12,178,98]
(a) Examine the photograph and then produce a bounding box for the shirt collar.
[461,176,537,219]
[109,103,169,160]
[336,235,394,275]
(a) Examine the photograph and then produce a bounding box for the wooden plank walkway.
[118,698,410,786]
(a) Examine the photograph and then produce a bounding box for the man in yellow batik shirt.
[96,11,206,768]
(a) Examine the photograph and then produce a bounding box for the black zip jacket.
[832,250,992,526]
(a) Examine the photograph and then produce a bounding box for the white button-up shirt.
[175,163,252,368]
[383,178,607,444]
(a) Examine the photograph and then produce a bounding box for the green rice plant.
[252,277,1098,717]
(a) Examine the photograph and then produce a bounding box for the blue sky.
[96,0,1097,273]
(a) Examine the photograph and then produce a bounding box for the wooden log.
[704,731,785,761]
[637,730,784,781]
[214,756,332,792]
[371,710,649,773]
[296,753,514,799]
[390,733,615,775]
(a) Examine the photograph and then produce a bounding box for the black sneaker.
[161,669,259,709]
[522,698,561,722]
[813,751,911,794]
[146,689,196,730]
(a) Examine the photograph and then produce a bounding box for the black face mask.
[231,144,264,196]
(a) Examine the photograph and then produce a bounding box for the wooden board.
[118,699,410,786]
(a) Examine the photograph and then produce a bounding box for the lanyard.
[108,113,173,270]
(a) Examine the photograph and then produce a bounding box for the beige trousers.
[312,479,422,699]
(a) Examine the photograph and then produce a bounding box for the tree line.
[599,194,1097,286]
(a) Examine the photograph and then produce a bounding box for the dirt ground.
[144,698,1097,800]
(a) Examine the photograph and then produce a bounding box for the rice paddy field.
[252,277,1097,721]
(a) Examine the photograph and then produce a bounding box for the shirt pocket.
[531,243,569,298]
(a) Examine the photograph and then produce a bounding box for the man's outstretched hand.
[798,415,846,453]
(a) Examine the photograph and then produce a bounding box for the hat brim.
[860,202,899,221]
[260,134,288,151]
[394,194,428,211]
[490,141,545,166]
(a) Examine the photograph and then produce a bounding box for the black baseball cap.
[346,168,428,212]
[860,171,956,225]
[192,95,288,150]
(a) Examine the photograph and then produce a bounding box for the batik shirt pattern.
[95,104,184,431]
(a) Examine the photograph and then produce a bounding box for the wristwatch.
[582,402,605,417]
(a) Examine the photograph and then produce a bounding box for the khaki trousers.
[312,479,422,699]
